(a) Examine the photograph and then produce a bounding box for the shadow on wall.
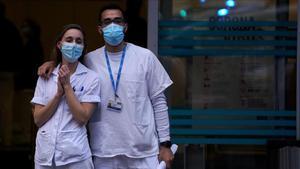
[17,19,44,90]
[0,1,23,74]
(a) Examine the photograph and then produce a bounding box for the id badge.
[107,95,122,112]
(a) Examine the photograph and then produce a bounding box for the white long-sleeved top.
[151,92,170,142]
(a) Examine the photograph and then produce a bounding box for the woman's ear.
[57,41,62,49]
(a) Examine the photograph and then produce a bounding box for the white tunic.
[85,43,173,158]
[31,63,101,166]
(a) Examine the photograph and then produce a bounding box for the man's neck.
[105,41,126,53]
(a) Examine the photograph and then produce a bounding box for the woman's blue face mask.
[60,42,83,63]
[102,23,124,46]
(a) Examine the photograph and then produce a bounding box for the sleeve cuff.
[31,97,47,105]
[81,95,101,103]
[150,81,173,99]
[159,136,171,143]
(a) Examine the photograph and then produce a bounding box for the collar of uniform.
[52,62,88,82]
[73,62,89,76]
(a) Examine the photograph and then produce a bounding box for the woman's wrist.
[55,92,63,99]
[63,84,72,91]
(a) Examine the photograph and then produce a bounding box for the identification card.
[107,95,122,112]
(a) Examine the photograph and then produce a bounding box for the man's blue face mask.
[60,42,83,63]
[102,23,124,46]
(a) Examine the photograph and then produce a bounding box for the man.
[38,4,174,169]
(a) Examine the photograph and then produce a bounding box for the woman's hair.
[50,24,87,66]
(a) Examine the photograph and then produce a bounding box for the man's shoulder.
[127,43,154,57]
[86,46,104,57]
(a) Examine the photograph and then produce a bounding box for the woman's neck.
[61,61,78,74]
[105,41,126,53]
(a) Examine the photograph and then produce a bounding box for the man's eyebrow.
[103,17,123,20]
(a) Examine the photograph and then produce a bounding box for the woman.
[31,24,100,169]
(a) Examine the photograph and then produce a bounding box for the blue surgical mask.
[102,23,124,46]
[60,42,83,63]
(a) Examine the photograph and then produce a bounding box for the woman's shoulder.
[78,63,98,80]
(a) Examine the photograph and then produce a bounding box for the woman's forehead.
[63,29,83,38]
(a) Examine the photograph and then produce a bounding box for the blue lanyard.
[104,45,126,95]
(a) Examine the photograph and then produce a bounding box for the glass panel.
[158,0,297,169]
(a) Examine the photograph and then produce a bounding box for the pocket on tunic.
[126,79,146,100]
[35,130,51,162]
[58,129,88,160]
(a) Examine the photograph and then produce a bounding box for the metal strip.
[159,21,297,27]
[159,40,297,46]
[169,109,296,116]
[159,30,296,36]
[170,119,296,126]
[171,138,267,145]
[147,0,158,55]
[297,0,300,140]
[159,49,296,57]
[170,129,296,136]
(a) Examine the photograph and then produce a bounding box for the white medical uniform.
[85,43,173,169]
[31,63,101,168]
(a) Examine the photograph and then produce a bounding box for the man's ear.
[97,26,103,35]
[124,23,128,33]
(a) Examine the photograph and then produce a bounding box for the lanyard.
[104,45,126,96]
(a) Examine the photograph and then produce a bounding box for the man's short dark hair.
[98,4,126,25]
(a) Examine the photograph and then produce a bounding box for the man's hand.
[159,146,174,169]
[38,61,55,79]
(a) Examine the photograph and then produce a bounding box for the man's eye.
[102,18,124,26]
[103,20,112,25]
[114,18,123,24]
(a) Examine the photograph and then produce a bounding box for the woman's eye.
[65,37,73,42]
[76,39,83,44]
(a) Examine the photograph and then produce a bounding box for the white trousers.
[35,157,94,169]
[93,155,159,169]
